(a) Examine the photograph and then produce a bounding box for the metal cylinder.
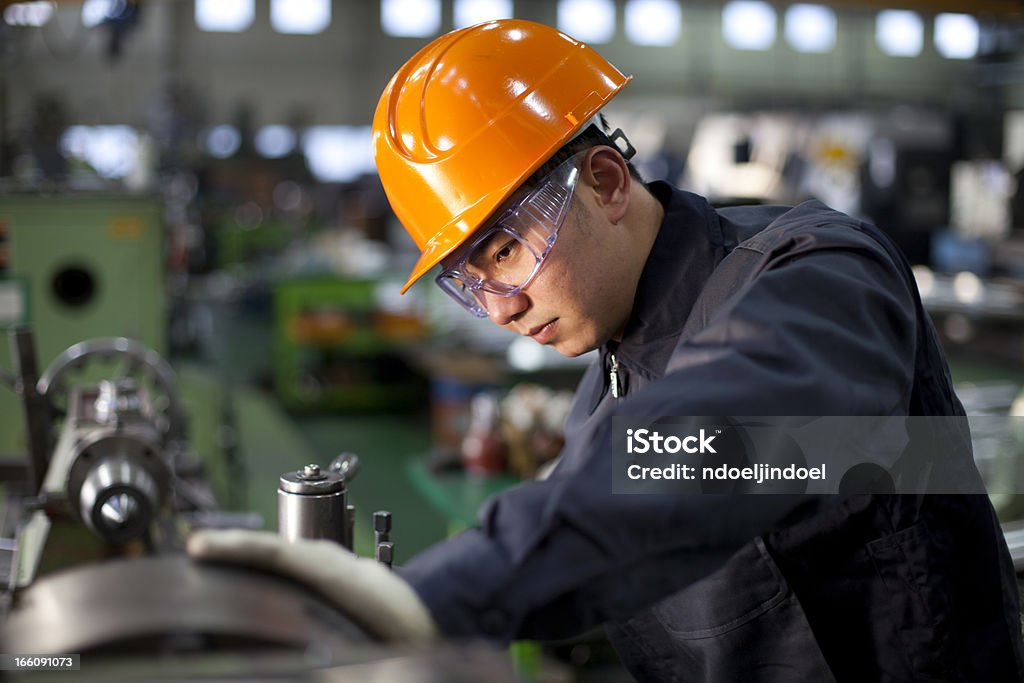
[66,424,168,545]
[277,464,347,544]
[78,452,159,544]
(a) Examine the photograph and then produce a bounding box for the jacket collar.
[610,181,726,379]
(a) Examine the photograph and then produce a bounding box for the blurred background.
[4,1,1024,680]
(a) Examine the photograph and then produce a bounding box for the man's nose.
[483,291,529,326]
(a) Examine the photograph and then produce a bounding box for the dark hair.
[524,114,645,188]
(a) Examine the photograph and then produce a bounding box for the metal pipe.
[9,327,51,495]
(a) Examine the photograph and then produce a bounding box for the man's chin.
[551,339,599,358]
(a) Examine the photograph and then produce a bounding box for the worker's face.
[458,149,638,357]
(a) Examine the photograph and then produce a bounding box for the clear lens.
[463,227,543,289]
[436,150,586,317]
[437,275,488,318]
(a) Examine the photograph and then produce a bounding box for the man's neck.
[609,182,665,344]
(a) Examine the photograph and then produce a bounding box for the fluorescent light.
[453,0,513,29]
[204,125,242,158]
[784,3,835,54]
[876,9,923,57]
[935,13,979,60]
[952,271,983,304]
[557,0,616,44]
[302,126,375,183]
[60,125,141,179]
[255,125,297,158]
[381,0,441,38]
[195,0,254,33]
[3,1,55,27]
[271,0,330,34]
[722,1,776,51]
[625,0,681,46]
[81,0,114,28]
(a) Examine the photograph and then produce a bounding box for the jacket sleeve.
[400,240,918,643]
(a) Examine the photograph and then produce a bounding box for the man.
[190,19,1024,681]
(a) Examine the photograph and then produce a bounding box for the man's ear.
[581,146,630,224]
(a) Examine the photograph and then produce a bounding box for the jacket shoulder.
[730,200,890,258]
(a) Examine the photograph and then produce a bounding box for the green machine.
[273,276,429,412]
[0,193,166,456]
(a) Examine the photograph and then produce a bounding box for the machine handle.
[329,452,361,483]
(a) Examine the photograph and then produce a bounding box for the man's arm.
[401,243,918,642]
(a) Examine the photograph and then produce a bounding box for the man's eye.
[493,240,517,263]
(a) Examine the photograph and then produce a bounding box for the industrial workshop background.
[2,0,1024,681]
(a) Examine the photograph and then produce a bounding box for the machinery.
[0,193,167,460]
[34,338,182,548]
[0,326,517,681]
[1,330,202,588]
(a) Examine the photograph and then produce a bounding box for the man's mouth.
[528,319,558,344]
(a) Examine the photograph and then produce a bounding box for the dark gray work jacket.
[402,182,1024,681]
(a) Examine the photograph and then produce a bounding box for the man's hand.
[186,529,438,644]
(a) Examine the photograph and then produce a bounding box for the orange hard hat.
[372,19,631,294]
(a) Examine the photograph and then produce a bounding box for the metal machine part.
[330,451,361,481]
[37,336,188,443]
[0,555,367,656]
[332,452,362,550]
[42,379,171,546]
[75,450,160,543]
[346,502,357,551]
[8,327,52,496]
[375,542,394,570]
[21,335,188,548]
[0,332,229,597]
[279,454,364,549]
[0,559,524,682]
[374,511,394,570]
[278,463,350,547]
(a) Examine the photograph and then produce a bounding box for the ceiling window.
[195,0,254,33]
[303,126,375,183]
[453,0,513,29]
[876,9,923,57]
[722,1,776,51]
[271,0,330,34]
[557,0,615,44]
[784,3,835,53]
[625,0,681,46]
[934,13,979,60]
[3,1,55,27]
[381,0,441,38]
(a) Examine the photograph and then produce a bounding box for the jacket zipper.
[609,353,620,399]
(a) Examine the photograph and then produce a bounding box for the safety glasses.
[436,150,587,318]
